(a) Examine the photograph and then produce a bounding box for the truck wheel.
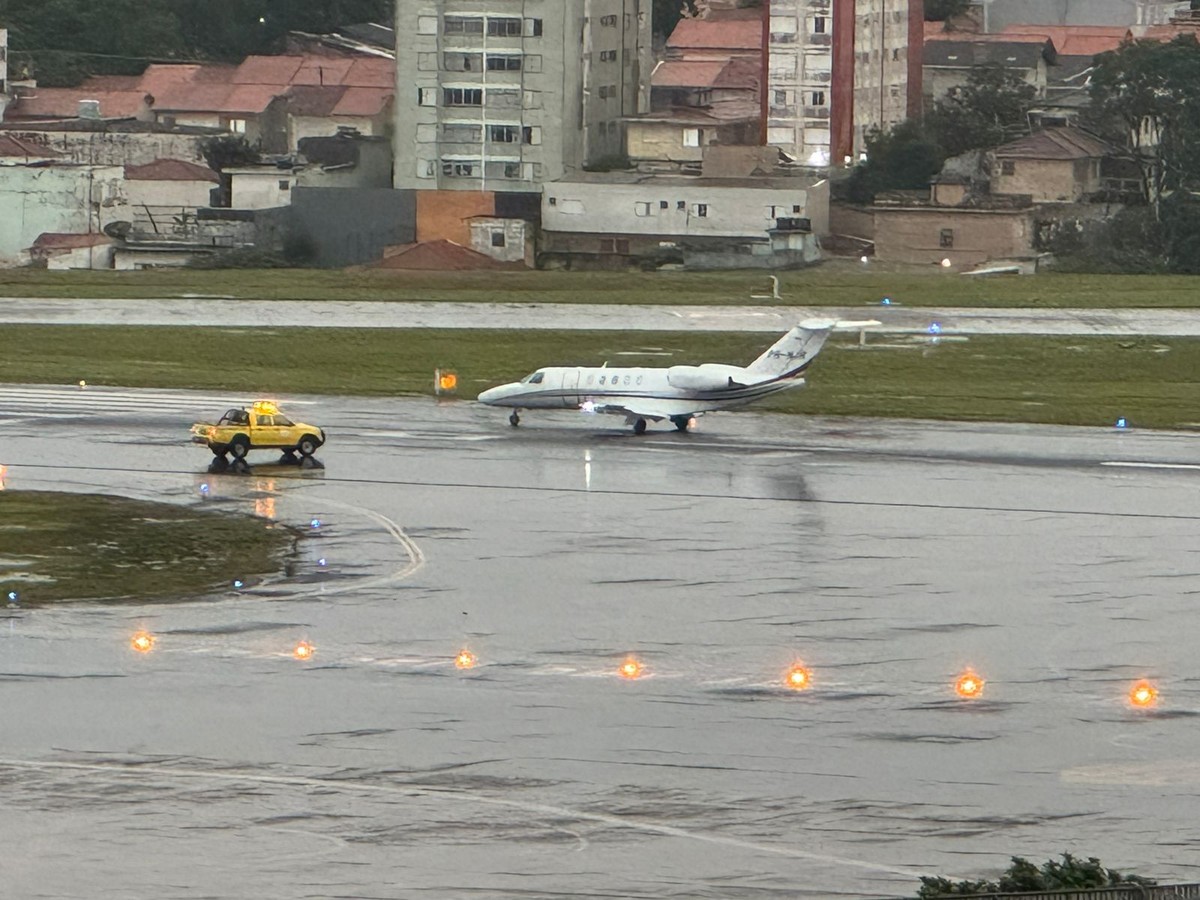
[297,434,320,457]
[229,436,250,459]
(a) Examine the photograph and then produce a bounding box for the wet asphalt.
[5,297,1200,335]
[2,384,1200,898]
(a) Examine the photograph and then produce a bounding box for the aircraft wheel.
[509,411,521,427]
[671,416,690,433]
[633,418,647,436]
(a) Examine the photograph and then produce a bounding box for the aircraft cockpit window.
[521,372,546,384]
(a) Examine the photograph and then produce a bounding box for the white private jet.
[477,319,878,434]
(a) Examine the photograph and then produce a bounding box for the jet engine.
[666,364,752,391]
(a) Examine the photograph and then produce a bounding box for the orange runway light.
[455,649,477,670]
[131,631,155,654]
[292,640,314,661]
[619,657,643,680]
[1129,679,1158,708]
[955,670,985,699]
[785,662,812,690]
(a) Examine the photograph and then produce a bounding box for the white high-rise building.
[766,0,923,166]
[395,1,652,192]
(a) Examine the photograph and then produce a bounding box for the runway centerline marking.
[1101,461,1200,471]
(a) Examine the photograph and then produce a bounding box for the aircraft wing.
[590,397,700,421]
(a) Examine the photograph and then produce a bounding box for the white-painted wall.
[542,178,829,239]
[0,164,127,266]
[228,169,296,209]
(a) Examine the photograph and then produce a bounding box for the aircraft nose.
[477,384,512,405]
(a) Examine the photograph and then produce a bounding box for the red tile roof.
[233,55,304,85]
[653,60,729,88]
[341,58,395,88]
[331,87,392,117]
[999,24,1129,56]
[31,233,113,251]
[125,159,219,182]
[994,127,1113,160]
[0,134,65,158]
[293,57,355,86]
[375,240,520,271]
[667,17,763,52]
[8,87,150,120]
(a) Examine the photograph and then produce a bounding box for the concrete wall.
[415,189,496,243]
[0,164,127,266]
[43,243,115,270]
[0,129,211,166]
[626,120,712,165]
[395,0,652,191]
[873,206,1034,266]
[125,178,215,210]
[542,178,829,240]
[993,156,1101,202]
[469,216,529,263]
[229,169,296,209]
[287,187,416,267]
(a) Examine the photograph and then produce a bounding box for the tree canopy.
[925,0,972,21]
[1088,34,1200,209]
[918,854,1156,898]
[0,0,394,85]
[652,0,698,41]
[925,64,1037,158]
[844,121,945,204]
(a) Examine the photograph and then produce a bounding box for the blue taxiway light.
[1116,417,1128,429]
[232,579,245,589]
[317,558,328,567]
[199,483,210,495]
[928,323,943,335]
[881,297,892,306]
[310,518,322,529]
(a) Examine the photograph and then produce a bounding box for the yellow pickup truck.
[190,400,326,460]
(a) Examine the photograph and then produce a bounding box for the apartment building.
[766,0,923,167]
[395,1,652,192]
[1,27,9,116]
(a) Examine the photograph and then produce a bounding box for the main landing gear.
[632,418,647,435]
[670,415,692,433]
[509,411,521,427]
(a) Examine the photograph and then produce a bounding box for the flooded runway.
[2,385,1199,898]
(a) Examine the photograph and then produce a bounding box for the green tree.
[926,64,1037,157]
[1088,34,1200,213]
[917,854,1156,898]
[652,0,697,40]
[925,0,972,21]
[845,120,944,204]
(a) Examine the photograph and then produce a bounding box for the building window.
[522,125,541,145]
[278,180,290,191]
[813,15,827,33]
[600,14,617,26]
[548,197,557,206]
[443,161,478,177]
[1001,160,1016,175]
[226,118,247,133]
[940,229,954,248]
[492,232,506,248]
[487,55,522,71]
[600,50,618,62]
[695,203,708,217]
[659,200,669,210]
[683,128,701,147]
[677,200,686,211]
[444,16,484,35]
[418,87,437,107]
[487,17,522,36]
[635,202,651,217]
[525,18,543,37]
[811,91,826,106]
[489,125,519,143]
[444,87,483,106]
[503,162,521,179]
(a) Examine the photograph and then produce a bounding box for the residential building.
[766,0,925,167]
[29,233,115,270]
[871,184,1035,267]
[539,172,828,269]
[991,127,1116,203]
[123,158,219,235]
[923,35,1056,103]
[0,136,127,266]
[0,120,220,167]
[394,1,653,193]
[1,27,9,118]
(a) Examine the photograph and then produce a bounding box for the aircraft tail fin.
[746,319,880,379]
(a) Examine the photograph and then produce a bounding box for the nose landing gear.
[509,411,521,427]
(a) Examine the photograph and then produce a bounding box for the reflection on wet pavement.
[2,386,1200,897]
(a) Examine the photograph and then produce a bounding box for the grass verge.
[2,325,1198,429]
[1,267,1199,308]
[0,490,295,606]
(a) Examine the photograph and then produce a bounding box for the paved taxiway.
[2,385,1200,898]
[5,296,1200,335]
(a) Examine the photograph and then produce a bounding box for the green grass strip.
[2,325,1197,429]
[2,268,1200,308]
[0,491,296,605]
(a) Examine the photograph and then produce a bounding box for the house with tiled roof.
[924,36,1057,102]
[123,159,220,230]
[991,127,1117,202]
